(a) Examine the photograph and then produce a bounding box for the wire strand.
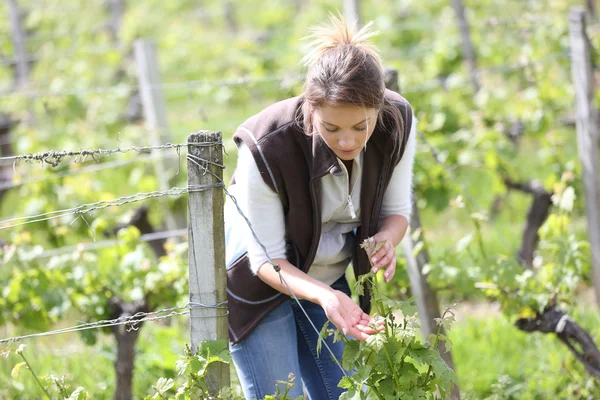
[0,302,227,345]
[0,183,222,231]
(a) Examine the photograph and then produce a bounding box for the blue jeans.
[229,275,352,400]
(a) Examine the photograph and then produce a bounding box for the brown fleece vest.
[226,89,413,344]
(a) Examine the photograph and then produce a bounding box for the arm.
[257,258,376,339]
[237,145,376,339]
[370,115,417,282]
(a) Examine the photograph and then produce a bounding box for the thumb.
[371,232,387,244]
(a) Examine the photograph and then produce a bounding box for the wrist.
[316,286,337,308]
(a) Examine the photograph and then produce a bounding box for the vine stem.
[19,352,53,400]
[383,344,402,389]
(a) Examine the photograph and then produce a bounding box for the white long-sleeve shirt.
[225,116,417,285]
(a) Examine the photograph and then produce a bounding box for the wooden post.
[187,131,229,393]
[343,0,360,26]
[384,68,401,93]
[134,39,177,231]
[450,0,480,92]
[385,70,460,398]
[586,0,597,22]
[7,0,29,89]
[569,8,600,307]
[106,0,126,44]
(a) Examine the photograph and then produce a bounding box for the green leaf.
[456,234,473,253]
[397,363,420,388]
[11,361,27,379]
[376,377,396,399]
[339,387,363,400]
[342,340,361,371]
[317,321,330,356]
[338,376,354,389]
[175,358,190,376]
[412,240,424,258]
[67,387,87,400]
[366,332,387,352]
[152,377,174,398]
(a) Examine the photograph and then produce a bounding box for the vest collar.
[309,132,342,179]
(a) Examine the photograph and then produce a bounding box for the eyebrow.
[321,118,370,128]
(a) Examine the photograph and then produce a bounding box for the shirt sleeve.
[380,114,417,221]
[235,144,287,274]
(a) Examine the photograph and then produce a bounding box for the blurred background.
[1,0,599,399]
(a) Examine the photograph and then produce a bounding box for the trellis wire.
[0,142,195,166]
[12,228,188,261]
[0,302,228,345]
[0,152,180,192]
[0,11,558,48]
[0,75,304,100]
[1,49,568,101]
[0,184,222,231]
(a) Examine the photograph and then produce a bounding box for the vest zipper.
[347,195,357,219]
[344,158,359,220]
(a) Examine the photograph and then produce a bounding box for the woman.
[224,14,416,399]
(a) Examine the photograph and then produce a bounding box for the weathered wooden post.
[7,0,29,89]
[343,0,360,25]
[569,7,600,307]
[134,39,178,231]
[450,0,480,93]
[385,69,460,399]
[187,131,229,393]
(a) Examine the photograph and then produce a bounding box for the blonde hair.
[301,13,383,71]
[298,12,405,142]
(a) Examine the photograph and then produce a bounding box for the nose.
[338,133,356,151]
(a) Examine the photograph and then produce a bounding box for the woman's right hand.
[319,289,381,341]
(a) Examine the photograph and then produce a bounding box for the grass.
[1,316,244,399]
[450,302,600,399]
[3,300,599,399]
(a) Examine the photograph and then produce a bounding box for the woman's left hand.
[369,231,396,283]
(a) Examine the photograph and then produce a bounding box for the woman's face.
[313,104,379,161]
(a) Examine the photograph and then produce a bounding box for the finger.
[384,260,396,283]
[355,323,377,334]
[374,250,394,270]
[370,243,391,267]
[346,325,370,341]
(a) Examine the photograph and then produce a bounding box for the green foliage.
[464,181,589,318]
[1,0,598,398]
[5,341,302,400]
[0,229,188,344]
[319,271,457,399]
[451,310,600,399]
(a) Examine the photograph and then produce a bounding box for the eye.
[323,126,339,133]
[355,126,367,132]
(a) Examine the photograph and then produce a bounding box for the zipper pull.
[347,195,357,219]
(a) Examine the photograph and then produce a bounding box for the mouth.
[339,148,358,154]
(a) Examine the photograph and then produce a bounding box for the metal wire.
[0,183,222,231]
[0,302,228,345]
[0,152,179,191]
[0,75,304,100]
[11,228,188,261]
[0,143,191,166]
